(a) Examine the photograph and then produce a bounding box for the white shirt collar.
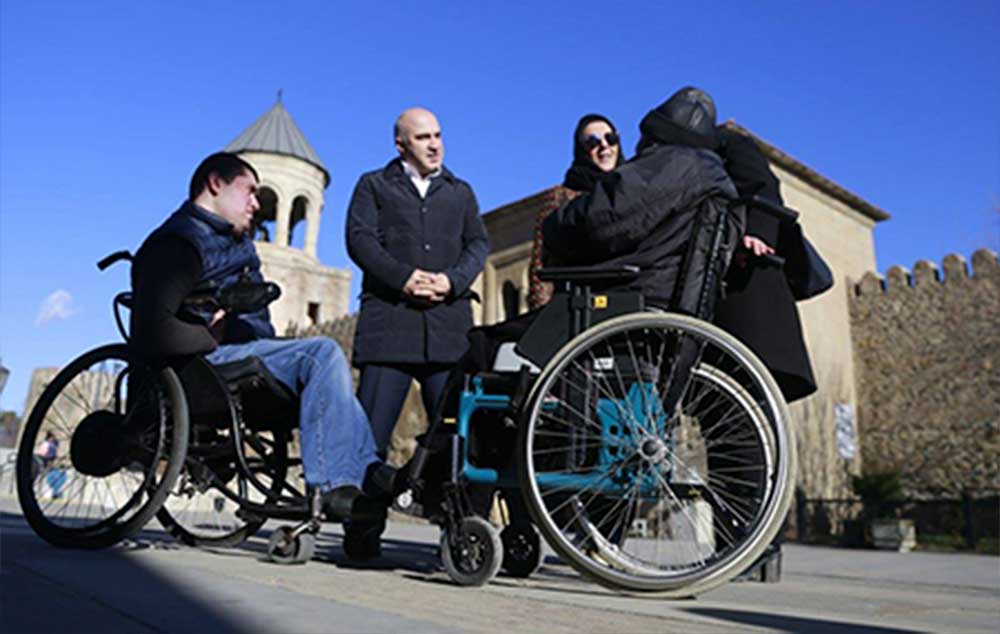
[401,159,441,198]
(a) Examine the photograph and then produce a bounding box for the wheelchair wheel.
[519,312,795,597]
[500,524,543,578]
[441,516,503,587]
[156,427,290,547]
[266,525,316,565]
[16,344,189,549]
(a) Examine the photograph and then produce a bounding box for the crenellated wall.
[849,248,1000,497]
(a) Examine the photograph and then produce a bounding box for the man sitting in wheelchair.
[130,152,394,523]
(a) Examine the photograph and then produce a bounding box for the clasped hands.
[403,269,452,303]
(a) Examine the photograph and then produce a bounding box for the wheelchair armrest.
[217,281,282,315]
[733,195,800,225]
[538,265,641,284]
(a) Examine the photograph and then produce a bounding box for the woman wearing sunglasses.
[528,114,624,309]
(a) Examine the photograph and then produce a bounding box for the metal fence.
[793,489,999,551]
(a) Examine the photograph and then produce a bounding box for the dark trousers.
[356,362,452,457]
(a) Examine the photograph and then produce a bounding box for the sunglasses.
[582,131,620,150]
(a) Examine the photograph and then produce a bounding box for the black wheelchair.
[15,262,347,564]
[397,194,799,596]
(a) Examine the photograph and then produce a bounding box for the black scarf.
[561,113,623,192]
[562,159,609,191]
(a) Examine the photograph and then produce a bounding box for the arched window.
[254,187,278,243]
[502,280,520,320]
[289,195,309,248]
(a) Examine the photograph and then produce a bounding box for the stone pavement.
[1,499,997,634]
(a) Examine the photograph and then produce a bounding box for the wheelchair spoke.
[647,466,710,570]
[596,339,654,438]
[554,363,631,435]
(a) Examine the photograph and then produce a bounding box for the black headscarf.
[635,86,719,155]
[562,113,624,192]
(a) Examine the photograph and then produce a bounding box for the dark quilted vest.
[150,202,274,341]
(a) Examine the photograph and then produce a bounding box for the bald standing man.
[344,108,489,560]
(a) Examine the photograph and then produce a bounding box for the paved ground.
[1,499,997,634]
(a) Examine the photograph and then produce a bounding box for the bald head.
[394,107,444,176]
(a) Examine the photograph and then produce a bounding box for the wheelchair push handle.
[97,250,133,271]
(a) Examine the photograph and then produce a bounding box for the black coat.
[346,159,489,366]
[542,143,741,305]
[714,130,817,402]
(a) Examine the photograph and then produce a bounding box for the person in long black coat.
[345,107,489,560]
[714,127,817,402]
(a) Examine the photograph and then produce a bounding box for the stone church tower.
[225,97,351,333]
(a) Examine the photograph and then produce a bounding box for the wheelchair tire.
[156,427,290,548]
[16,344,189,549]
[500,524,543,578]
[441,517,503,587]
[266,526,315,565]
[518,312,796,597]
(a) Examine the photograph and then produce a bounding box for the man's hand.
[403,269,451,303]
[423,273,452,301]
[403,269,436,298]
[208,309,227,342]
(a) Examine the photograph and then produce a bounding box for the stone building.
[850,249,999,498]
[225,98,352,333]
[476,122,891,500]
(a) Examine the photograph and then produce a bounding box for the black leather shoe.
[321,485,362,521]
[362,463,401,501]
[322,485,389,524]
[343,517,385,561]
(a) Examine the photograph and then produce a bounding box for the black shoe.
[321,485,389,524]
[343,515,386,562]
[362,463,402,502]
[321,486,362,521]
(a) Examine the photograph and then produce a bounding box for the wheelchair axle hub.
[639,436,668,464]
[70,411,126,477]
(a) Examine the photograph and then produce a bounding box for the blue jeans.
[206,337,378,491]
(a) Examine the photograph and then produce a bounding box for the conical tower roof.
[226,98,330,186]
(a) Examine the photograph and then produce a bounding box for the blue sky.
[1,0,998,414]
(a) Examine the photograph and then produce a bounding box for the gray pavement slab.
[2,498,998,634]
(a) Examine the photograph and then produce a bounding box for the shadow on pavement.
[685,608,928,634]
[2,512,254,634]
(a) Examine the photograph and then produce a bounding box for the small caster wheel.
[501,524,542,578]
[441,517,502,587]
[267,526,316,565]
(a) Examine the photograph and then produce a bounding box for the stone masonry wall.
[849,248,1000,498]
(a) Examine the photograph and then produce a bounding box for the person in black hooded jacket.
[543,87,743,314]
